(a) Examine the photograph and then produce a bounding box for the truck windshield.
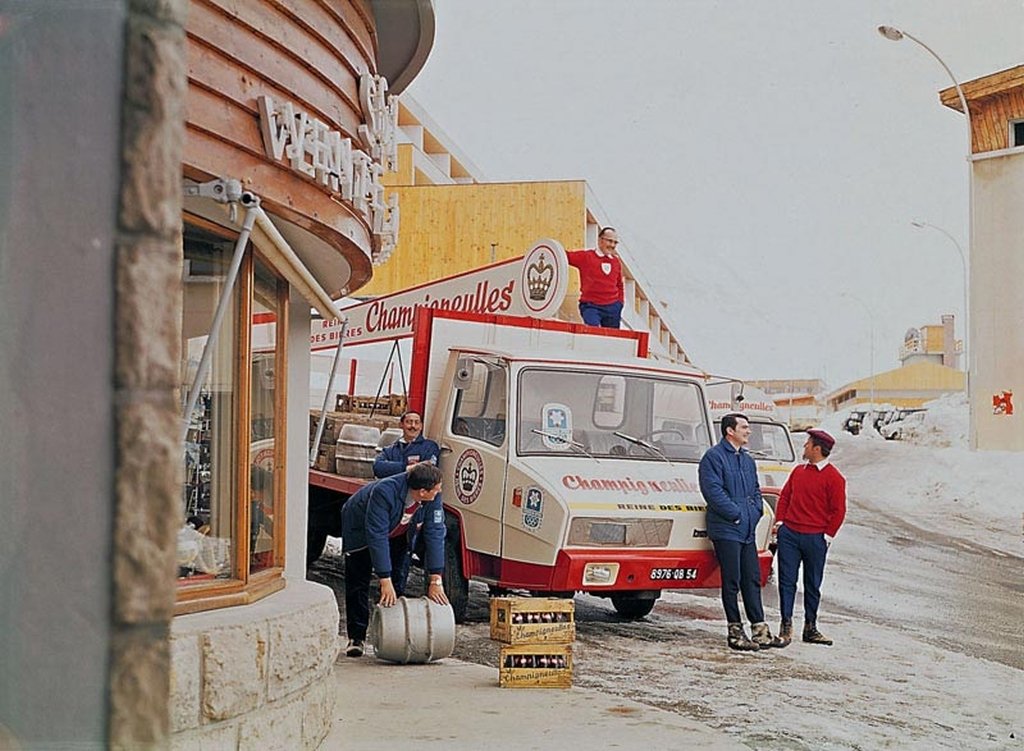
[714,420,795,462]
[517,368,711,462]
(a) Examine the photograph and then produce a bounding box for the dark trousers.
[776,524,828,623]
[344,536,408,641]
[579,300,623,328]
[712,539,765,625]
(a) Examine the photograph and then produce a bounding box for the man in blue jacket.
[373,411,440,478]
[699,413,783,651]
[372,411,441,594]
[341,463,447,657]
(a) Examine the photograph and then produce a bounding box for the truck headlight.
[583,563,619,586]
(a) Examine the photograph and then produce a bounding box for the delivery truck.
[308,241,776,622]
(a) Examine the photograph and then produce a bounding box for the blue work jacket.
[341,473,446,577]
[698,437,764,543]
[373,434,440,478]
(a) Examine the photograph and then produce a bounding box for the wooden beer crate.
[498,644,573,689]
[490,597,575,645]
[335,394,408,416]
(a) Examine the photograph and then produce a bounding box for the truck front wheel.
[610,594,657,619]
[443,537,470,624]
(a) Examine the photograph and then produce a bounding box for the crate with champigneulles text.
[498,643,573,689]
[489,597,575,645]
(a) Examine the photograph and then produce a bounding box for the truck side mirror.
[453,358,473,390]
[730,382,745,409]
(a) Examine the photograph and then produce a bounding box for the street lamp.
[840,292,876,408]
[910,220,968,372]
[878,23,974,445]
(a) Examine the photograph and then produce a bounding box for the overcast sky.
[404,0,1023,388]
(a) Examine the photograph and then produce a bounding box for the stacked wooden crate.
[308,410,397,472]
[490,597,575,688]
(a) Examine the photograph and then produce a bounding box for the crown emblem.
[526,253,554,301]
[460,463,478,492]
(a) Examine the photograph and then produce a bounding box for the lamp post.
[840,293,876,408]
[910,220,968,372]
[878,23,974,445]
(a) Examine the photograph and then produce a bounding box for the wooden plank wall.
[360,181,588,295]
[183,0,378,272]
[941,66,1024,153]
[972,91,1024,152]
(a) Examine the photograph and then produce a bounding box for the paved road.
[309,492,1024,750]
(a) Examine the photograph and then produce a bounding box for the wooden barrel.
[368,596,456,664]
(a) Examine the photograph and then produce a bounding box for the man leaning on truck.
[699,413,785,651]
[341,463,447,657]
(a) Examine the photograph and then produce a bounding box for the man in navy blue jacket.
[341,463,447,657]
[372,411,441,594]
[373,411,440,478]
[699,413,783,651]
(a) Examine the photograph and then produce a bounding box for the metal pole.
[309,320,348,466]
[910,221,968,371]
[181,202,258,444]
[879,25,974,444]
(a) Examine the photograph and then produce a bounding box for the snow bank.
[823,395,1021,556]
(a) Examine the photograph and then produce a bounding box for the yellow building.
[940,65,1024,451]
[360,97,689,363]
[827,316,965,411]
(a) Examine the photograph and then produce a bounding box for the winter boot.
[751,621,786,649]
[802,621,833,646]
[777,619,793,648]
[727,623,759,651]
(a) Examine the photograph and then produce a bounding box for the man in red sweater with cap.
[566,226,624,328]
[774,428,846,647]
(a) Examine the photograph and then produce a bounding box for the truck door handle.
[439,444,453,454]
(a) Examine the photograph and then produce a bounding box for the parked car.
[843,409,869,435]
[880,410,927,440]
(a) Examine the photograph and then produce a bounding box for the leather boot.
[802,621,833,646]
[751,621,785,649]
[727,623,759,651]
[777,619,793,648]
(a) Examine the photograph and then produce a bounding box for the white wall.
[972,153,1024,451]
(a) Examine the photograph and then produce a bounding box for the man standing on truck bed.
[341,463,447,657]
[699,413,784,651]
[373,411,439,478]
[566,226,624,328]
[773,428,846,647]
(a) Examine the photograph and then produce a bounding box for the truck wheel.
[610,594,657,619]
[443,538,470,624]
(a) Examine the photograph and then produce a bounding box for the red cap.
[806,429,836,451]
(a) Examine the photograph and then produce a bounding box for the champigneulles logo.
[521,243,559,314]
[453,448,484,505]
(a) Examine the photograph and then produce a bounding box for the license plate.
[650,567,698,581]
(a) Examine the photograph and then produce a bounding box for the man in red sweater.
[774,428,847,646]
[566,226,624,328]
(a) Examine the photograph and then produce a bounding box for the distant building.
[940,65,1024,451]
[899,315,961,369]
[742,379,826,430]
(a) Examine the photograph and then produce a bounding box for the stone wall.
[111,0,188,748]
[169,581,340,750]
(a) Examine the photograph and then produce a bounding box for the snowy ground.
[818,393,1022,557]
[313,394,1024,750]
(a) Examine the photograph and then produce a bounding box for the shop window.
[178,221,287,612]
